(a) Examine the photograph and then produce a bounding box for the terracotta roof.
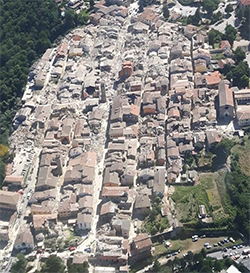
[220,40,231,49]
[205,71,221,86]
[239,0,250,6]
[100,201,117,215]
[102,186,129,197]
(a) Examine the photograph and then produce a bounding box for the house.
[101,251,123,263]
[236,106,250,127]
[14,228,34,251]
[218,80,234,118]
[121,165,135,186]
[193,48,211,66]
[112,219,130,238]
[31,200,55,215]
[218,58,235,69]
[194,59,207,73]
[4,176,23,188]
[138,169,154,183]
[100,201,117,221]
[139,8,159,27]
[156,148,165,166]
[233,39,250,52]
[77,213,92,230]
[78,195,93,212]
[153,168,165,196]
[0,190,20,215]
[205,71,221,89]
[206,130,222,148]
[102,187,129,202]
[184,24,197,39]
[167,146,179,160]
[119,61,133,79]
[103,168,120,187]
[129,234,152,264]
[134,195,150,215]
[220,40,231,51]
[72,253,88,265]
[131,22,149,34]
[58,199,79,220]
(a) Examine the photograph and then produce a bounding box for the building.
[134,195,150,215]
[205,71,221,89]
[77,213,92,230]
[236,106,250,127]
[0,190,20,215]
[14,228,34,251]
[129,234,152,264]
[218,80,234,118]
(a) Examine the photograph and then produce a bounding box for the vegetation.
[142,195,169,235]
[234,48,246,63]
[67,259,89,273]
[208,25,237,47]
[226,61,250,89]
[172,173,228,225]
[10,253,27,273]
[235,6,250,40]
[227,139,250,239]
[202,0,219,17]
[39,255,65,273]
[138,0,157,11]
[225,4,233,14]
[211,139,234,170]
[163,1,170,21]
[0,0,89,186]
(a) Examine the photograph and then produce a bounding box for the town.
[0,0,250,273]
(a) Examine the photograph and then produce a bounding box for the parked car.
[70,246,76,251]
[85,247,91,253]
[172,252,178,256]
[213,243,218,247]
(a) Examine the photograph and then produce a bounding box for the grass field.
[231,138,250,177]
[172,173,227,223]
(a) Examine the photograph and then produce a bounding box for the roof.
[205,71,221,86]
[102,186,129,197]
[15,228,34,246]
[73,253,88,264]
[226,265,241,273]
[218,80,234,107]
[154,168,165,194]
[0,190,20,206]
[134,195,150,209]
[100,201,117,215]
[239,0,250,6]
[236,106,250,121]
[77,213,92,224]
[132,234,152,250]
[220,40,231,49]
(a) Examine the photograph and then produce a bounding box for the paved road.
[207,245,250,261]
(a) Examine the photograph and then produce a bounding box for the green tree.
[10,253,27,273]
[203,0,216,16]
[234,47,246,64]
[163,2,169,21]
[193,6,201,25]
[223,24,237,46]
[152,260,161,272]
[90,0,95,9]
[208,29,223,46]
[41,255,65,273]
[227,61,250,89]
[225,4,233,14]
[214,260,224,272]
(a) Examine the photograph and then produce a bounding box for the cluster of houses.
[1,0,250,271]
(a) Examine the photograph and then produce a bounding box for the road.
[207,245,250,261]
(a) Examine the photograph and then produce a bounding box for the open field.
[171,172,227,223]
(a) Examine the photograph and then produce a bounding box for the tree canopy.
[41,255,65,273]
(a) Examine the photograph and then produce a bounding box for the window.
[225,106,229,110]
